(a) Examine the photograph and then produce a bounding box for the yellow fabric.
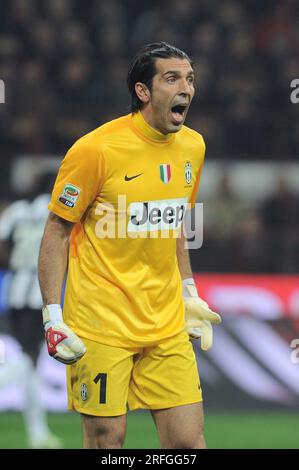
[49,111,205,347]
[66,331,202,416]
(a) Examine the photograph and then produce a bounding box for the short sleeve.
[48,137,105,223]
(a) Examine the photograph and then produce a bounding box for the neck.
[140,108,167,135]
[131,110,174,143]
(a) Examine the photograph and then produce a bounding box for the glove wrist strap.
[42,304,63,325]
[182,278,198,298]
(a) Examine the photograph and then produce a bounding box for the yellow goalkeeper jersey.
[49,111,205,347]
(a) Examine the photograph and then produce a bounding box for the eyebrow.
[163,70,195,76]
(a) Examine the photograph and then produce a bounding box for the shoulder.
[61,116,132,172]
[180,125,205,150]
[72,115,131,148]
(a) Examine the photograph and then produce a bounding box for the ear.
[135,82,150,104]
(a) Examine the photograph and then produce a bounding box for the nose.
[179,91,189,99]
[179,79,192,96]
[178,90,190,104]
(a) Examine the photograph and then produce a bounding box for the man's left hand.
[183,280,222,351]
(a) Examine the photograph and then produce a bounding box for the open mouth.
[170,104,188,125]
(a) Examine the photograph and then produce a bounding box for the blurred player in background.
[38,42,221,449]
[0,173,62,449]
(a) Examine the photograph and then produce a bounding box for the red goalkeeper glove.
[43,305,86,365]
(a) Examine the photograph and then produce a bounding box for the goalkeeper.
[38,41,221,449]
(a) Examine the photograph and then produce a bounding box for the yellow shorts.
[66,330,202,416]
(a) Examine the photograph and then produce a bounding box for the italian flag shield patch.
[160,164,171,183]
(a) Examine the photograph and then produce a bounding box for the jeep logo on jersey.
[185,161,192,184]
[59,183,81,208]
[128,198,188,233]
[160,164,171,184]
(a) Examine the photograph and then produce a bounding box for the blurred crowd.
[193,174,299,273]
[0,0,299,160]
[0,0,298,273]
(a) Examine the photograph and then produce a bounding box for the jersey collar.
[131,111,175,143]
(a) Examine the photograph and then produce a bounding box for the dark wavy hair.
[127,42,193,113]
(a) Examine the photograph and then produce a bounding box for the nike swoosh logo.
[124,173,143,181]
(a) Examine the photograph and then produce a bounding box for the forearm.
[38,213,73,306]
[176,230,193,280]
[39,214,86,364]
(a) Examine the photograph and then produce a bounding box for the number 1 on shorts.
[93,373,107,404]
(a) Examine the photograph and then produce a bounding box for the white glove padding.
[43,305,86,365]
[183,279,222,351]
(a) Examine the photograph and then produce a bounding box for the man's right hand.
[43,305,86,365]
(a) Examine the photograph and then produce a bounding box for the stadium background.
[0,0,299,448]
